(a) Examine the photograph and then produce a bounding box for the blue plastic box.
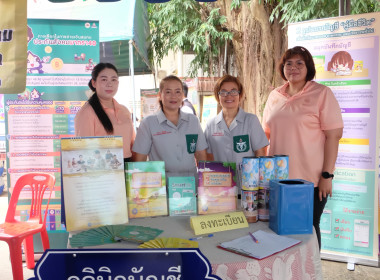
[269,179,314,235]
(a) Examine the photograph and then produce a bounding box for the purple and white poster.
[288,12,380,266]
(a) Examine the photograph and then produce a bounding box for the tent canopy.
[28,0,152,76]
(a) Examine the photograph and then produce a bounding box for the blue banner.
[28,249,221,280]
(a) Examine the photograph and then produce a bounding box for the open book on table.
[218,230,301,260]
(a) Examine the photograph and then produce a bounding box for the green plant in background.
[148,0,378,78]
[267,0,379,24]
[148,0,232,77]
[148,0,379,117]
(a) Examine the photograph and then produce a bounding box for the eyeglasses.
[218,90,240,97]
[284,61,306,70]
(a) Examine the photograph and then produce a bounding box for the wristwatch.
[321,171,334,179]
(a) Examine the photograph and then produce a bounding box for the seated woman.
[132,75,207,178]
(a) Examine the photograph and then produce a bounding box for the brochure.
[61,136,128,231]
[197,161,237,215]
[168,176,197,216]
[126,161,168,218]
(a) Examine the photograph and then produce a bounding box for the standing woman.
[204,75,268,165]
[133,75,207,177]
[75,63,135,162]
[262,46,344,249]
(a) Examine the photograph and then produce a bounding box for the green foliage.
[148,0,232,77]
[148,0,379,76]
[265,0,379,25]
[231,0,242,10]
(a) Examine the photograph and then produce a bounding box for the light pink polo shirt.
[74,98,135,158]
[262,81,343,187]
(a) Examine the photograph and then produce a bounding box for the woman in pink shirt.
[263,46,344,249]
[75,63,135,162]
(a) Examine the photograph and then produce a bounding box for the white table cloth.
[69,215,322,280]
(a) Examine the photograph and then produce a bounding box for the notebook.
[218,230,301,260]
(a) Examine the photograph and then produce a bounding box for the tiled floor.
[322,259,380,280]
[0,184,379,280]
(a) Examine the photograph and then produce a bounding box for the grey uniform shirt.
[204,108,269,166]
[133,110,208,177]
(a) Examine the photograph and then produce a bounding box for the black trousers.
[313,187,328,250]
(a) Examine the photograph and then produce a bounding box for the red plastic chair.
[0,173,56,280]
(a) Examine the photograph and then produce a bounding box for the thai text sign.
[28,249,221,280]
[190,211,248,235]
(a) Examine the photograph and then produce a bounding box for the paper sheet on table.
[218,230,301,260]
[63,171,128,231]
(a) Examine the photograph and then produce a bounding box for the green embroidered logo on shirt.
[233,135,250,153]
[186,134,198,154]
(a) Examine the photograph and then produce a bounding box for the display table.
[69,216,322,280]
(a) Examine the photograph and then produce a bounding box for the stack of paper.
[139,238,198,249]
[218,230,301,260]
[70,225,163,247]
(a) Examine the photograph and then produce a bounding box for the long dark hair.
[88,63,118,134]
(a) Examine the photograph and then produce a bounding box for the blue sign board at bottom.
[28,248,222,280]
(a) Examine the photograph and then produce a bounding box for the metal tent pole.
[339,0,344,16]
[129,40,137,131]
[339,0,351,16]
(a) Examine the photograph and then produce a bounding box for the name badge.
[186,134,198,154]
[233,135,250,153]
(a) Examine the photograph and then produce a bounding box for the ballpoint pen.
[189,234,214,241]
[249,232,259,243]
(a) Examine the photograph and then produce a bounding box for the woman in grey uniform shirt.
[133,75,207,177]
[204,75,268,165]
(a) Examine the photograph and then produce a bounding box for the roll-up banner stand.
[288,12,380,266]
[4,19,99,250]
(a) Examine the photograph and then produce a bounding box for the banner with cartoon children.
[3,19,99,248]
[288,12,380,266]
[0,0,27,94]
